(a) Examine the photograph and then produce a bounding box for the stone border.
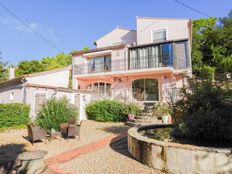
[128,124,232,174]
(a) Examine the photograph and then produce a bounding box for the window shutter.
[153,29,166,42]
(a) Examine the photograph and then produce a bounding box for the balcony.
[73,39,190,75]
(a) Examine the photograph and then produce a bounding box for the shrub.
[86,99,126,122]
[123,102,142,116]
[35,97,78,131]
[0,103,30,128]
[198,66,215,80]
[153,102,171,117]
[174,79,232,140]
[86,99,141,122]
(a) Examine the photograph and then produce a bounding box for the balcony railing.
[73,39,189,75]
[74,56,172,75]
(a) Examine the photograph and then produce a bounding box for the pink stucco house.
[71,17,192,105]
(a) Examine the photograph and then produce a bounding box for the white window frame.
[33,91,48,117]
[151,28,168,43]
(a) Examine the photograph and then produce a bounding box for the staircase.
[126,105,162,127]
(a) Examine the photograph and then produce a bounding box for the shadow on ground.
[98,125,129,134]
[109,136,134,159]
[0,143,25,174]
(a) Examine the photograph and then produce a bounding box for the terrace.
[73,39,190,76]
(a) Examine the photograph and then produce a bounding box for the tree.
[192,10,232,75]
[15,52,72,77]
[0,52,8,82]
[15,60,46,76]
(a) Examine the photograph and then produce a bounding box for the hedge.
[86,99,141,122]
[0,103,30,128]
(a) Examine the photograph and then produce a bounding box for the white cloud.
[0,16,58,43]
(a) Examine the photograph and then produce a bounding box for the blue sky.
[0,0,231,65]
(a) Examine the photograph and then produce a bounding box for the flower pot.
[161,115,170,124]
[128,114,134,121]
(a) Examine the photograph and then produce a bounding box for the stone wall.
[128,124,232,174]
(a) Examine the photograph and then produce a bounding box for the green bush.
[0,103,30,128]
[86,99,126,122]
[124,102,142,116]
[174,79,232,140]
[153,102,172,117]
[35,97,78,131]
[198,66,215,80]
[86,99,141,122]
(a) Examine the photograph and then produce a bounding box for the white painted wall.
[137,17,190,45]
[26,69,70,88]
[95,28,136,48]
[24,87,79,119]
[0,84,25,104]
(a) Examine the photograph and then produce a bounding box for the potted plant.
[153,102,171,124]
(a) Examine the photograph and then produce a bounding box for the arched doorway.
[132,78,159,101]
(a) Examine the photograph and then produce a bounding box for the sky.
[0,0,231,65]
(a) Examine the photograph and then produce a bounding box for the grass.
[0,125,26,133]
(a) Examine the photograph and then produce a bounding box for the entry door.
[34,93,46,115]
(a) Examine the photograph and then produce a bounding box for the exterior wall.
[75,71,178,103]
[0,84,25,104]
[26,69,70,88]
[95,28,136,48]
[136,17,190,45]
[24,87,78,119]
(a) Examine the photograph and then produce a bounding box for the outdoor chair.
[60,119,81,140]
[27,124,47,144]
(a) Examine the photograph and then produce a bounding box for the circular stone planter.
[128,124,232,174]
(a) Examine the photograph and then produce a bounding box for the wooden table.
[48,131,62,140]
[17,150,47,174]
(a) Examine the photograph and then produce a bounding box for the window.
[34,93,46,114]
[132,79,159,101]
[87,82,111,99]
[88,56,111,73]
[161,43,173,66]
[129,43,173,69]
[174,41,189,69]
[9,92,14,101]
[152,29,167,43]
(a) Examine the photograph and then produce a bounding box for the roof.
[0,77,25,87]
[116,26,136,32]
[129,38,189,49]
[0,66,71,86]
[26,83,80,93]
[136,16,190,21]
[71,44,126,56]
[24,66,71,78]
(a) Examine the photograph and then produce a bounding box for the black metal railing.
[74,55,172,75]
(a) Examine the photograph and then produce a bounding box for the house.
[71,17,192,105]
[0,67,84,120]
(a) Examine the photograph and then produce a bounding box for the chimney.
[9,66,15,80]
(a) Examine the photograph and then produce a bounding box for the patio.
[0,120,164,174]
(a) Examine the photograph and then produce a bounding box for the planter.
[128,124,232,174]
[161,115,170,124]
[128,114,135,121]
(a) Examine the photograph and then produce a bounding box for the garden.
[128,77,232,174]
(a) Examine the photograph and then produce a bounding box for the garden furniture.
[47,130,62,141]
[27,124,47,144]
[17,150,47,174]
[60,119,81,139]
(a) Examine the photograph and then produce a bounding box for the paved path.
[60,138,165,174]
